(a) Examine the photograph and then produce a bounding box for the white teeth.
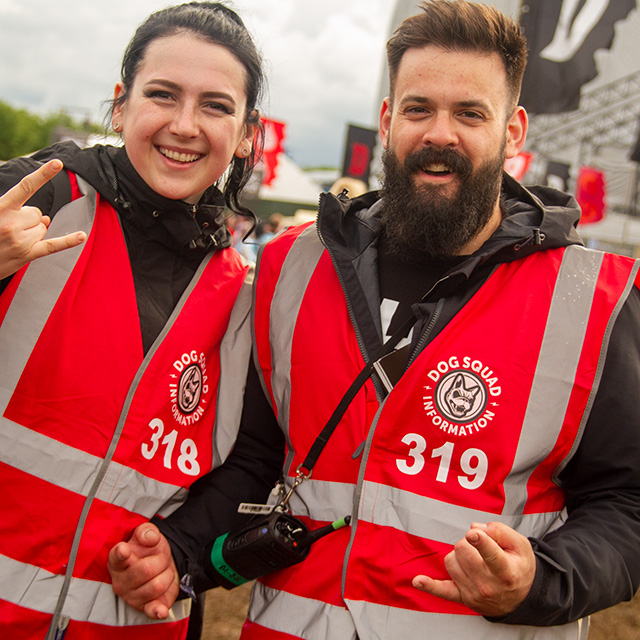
[159,147,202,163]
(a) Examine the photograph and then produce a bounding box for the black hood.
[31,141,231,254]
[317,171,584,270]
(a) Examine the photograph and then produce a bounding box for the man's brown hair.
[386,0,528,110]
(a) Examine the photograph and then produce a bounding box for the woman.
[0,3,282,639]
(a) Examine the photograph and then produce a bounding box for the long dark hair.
[112,2,264,218]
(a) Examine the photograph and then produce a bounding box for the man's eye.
[146,90,173,100]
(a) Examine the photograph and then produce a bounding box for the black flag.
[631,116,640,163]
[546,161,572,192]
[520,0,637,114]
[341,124,378,186]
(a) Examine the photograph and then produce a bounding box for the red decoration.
[504,151,533,181]
[260,117,286,187]
[576,166,606,224]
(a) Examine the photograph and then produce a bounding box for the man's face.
[379,45,526,259]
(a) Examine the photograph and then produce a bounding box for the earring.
[242,148,250,157]
[113,122,121,132]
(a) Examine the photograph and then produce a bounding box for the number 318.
[395,433,488,490]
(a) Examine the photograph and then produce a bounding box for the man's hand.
[412,521,536,617]
[108,523,180,620]
[0,159,86,279]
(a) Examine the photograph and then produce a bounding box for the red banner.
[576,166,606,224]
[504,151,533,182]
[260,117,286,187]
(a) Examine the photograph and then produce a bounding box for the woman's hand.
[108,523,180,620]
[0,159,86,280]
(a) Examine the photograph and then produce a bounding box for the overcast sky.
[0,0,398,168]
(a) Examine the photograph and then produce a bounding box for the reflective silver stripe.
[284,477,564,543]
[0,192,95,408]
[502,246,604,517]
[0,416,186,518]
[560,254,640,477]
[247,563,586,640]
[286,477,356,522]
[248,582,357,640]
[0,553,190,626]
[212,265,253,467]
[268,225,325,437]
[345,598,586,640]
[358,480,564,543]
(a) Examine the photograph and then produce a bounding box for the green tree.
[0,101,100,161]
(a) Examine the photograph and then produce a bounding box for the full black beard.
[380,145,505,263]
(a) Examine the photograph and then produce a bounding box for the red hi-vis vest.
[0,175,252,639]
[247,222,640,640]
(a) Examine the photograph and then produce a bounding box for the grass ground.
[202,583,640,639]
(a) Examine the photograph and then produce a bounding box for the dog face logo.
[170,350,210,426]
[178,364,202,414]
[443,373,481,419]
[423,356,501,436]
[436,370,487,424]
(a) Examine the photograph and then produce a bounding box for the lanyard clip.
[279,465,311,512]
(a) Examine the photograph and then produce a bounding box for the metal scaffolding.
[524,71,640,216]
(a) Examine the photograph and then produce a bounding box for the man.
[110,2,640,638]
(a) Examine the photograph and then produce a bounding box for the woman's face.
[112,33,254,203]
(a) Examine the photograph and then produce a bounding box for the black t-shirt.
[377,235,466,347]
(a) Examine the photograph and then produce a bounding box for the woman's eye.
[205,102,232,114]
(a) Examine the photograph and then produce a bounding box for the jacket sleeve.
[497,286,640,625]
[155,358,285,592]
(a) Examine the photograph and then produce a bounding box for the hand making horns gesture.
[0,159,87,280]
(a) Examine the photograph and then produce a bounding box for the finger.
[125,565,178,608]
[108,542,134,573]
[412,574,462,603]
[144,600,170,620]
[465,528,506,573]
[28,231,87,262]
[0,159,64,210]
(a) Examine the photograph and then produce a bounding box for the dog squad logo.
[169,350,209,426]
[423,356,501,437]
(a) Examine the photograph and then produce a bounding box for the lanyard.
[279,312,419,510]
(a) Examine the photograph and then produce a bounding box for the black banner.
[545,160,572,191]
[341,124,378,186]
[631,116,640,163]
[520,0,636,114]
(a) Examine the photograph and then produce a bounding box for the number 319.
[396,433,488,490]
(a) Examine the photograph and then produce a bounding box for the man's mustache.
[404,147,473,178]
